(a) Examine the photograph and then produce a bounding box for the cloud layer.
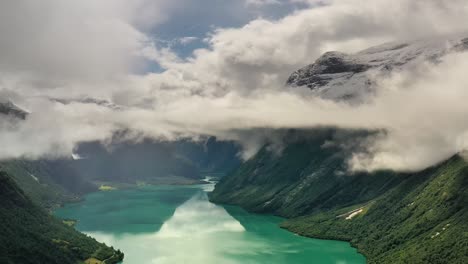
[1,0,468,172]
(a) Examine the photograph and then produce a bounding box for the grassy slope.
[0,171,123,264]
[282,156,468,263]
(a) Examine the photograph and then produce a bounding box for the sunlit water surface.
[55,180,365,264]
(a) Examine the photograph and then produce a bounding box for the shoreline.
[279,224,367,261]
[208,197,367,262]
[54,185,366,264]
[55,176,215,209]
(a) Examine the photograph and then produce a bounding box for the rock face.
[0,100,27,119]
[286,51,370,89]
[286,35,468,101]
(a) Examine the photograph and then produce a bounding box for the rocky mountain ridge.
[287,34,468,101]
[0,100,28,119]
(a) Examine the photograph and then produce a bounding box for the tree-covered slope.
[173,137,241,175]
[210,129,401,217]
[282,156,468,264]
[210,131,467,263]
[0,171,124,264]
[0,137,240,210]
[0,160,96,210]
[71,140,201,183]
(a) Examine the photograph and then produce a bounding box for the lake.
[55,181,365,264]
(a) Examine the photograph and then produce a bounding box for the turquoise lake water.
[55,183,365,264]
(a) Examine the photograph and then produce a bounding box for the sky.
[147,0,311,58]
[1,0,468,172]
[127,0,314,71]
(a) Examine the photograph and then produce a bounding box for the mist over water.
[56,182,364,264]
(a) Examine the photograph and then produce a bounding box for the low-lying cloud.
[1,0,468,172]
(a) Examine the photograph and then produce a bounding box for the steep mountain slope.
[282,156,468,264]
[210,129,401,217]
[0,171,124,264]
[173,137,241,175]
[210,132,468,263]
[0,160,97,210]
[211,36,468,263]
[71,137,240,184]
[0,101,96,209]
[287,34,468,101]
[72,140,201,184]
[0,138,238,208]
[1,98,240,189]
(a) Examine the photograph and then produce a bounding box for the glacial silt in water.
[55,183,365,264]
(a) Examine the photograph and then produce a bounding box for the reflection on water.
[87,192,260,264]
[56,180,365,264]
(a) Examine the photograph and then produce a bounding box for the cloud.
[245,0,281,7]
[1,0,468,172]
[0,0,181,85]
[178,37,199,45]
[346,52,468,171]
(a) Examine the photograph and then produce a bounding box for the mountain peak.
[286,35,468,102]
[0,100,28,120]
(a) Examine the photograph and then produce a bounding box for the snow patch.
[71,153,84,160]
[28,173,39,182]
[345,209,363,220]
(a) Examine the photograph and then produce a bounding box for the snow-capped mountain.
[287,35,468,101]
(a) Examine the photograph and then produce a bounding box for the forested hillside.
[210,129,401,217]
[0,160,96,210]
[71,137,240,184]
[210,133,468,263]
[0,171,124,264]
[210,36,468,263]
[283,156,468,264]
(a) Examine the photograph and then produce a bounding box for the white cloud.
[245,0,281,7]
[0,0,180,85]
[1,0,468,172]
[178,37,199,45]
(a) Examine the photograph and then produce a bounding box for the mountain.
[210,132,468,264]
[1,138,238,200]
[210,36,468,263]
[287,34,468,102]
[0,160,97,210]
[210,129,401,217]
[71,137,240,184]
[0,100,28,119]
[2,96,241,186]
[0,171,124,264]
[0,134,239,263]
[282,156,468,264]
[71,140,202,184]
[173,137,241,176]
